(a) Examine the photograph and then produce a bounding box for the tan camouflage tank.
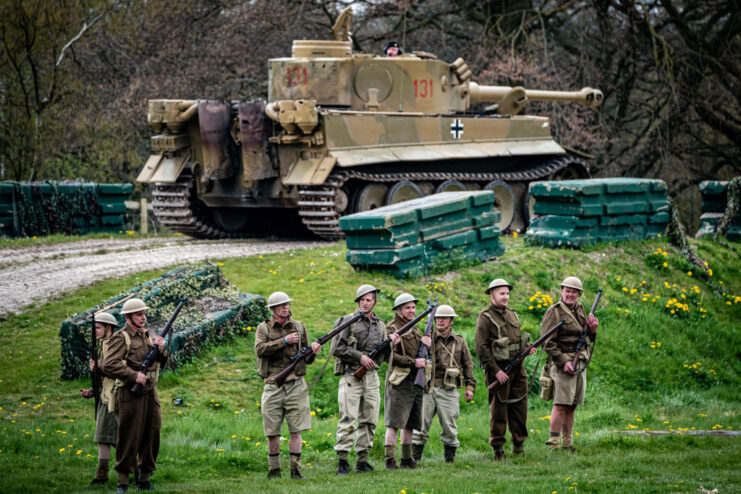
[137,8,603,239]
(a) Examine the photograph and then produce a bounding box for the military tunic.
[384,313,424,430]
[332,310,387,456]
[255,314,313,436]
[94,336,118,445]
[102,322,166,483]
[541,301,591,406]
[474,304,529,448]
[413,330,476,448]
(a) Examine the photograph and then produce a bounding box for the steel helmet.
[120,298,149,315]
[355,284,379,302]
[267,291,293,308]
[560,276,584,292]
[94,312,119,327]
[393,293,418,310]
[486,278,513,294]
[435,304,458,318]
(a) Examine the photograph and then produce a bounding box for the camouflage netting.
[59,263,268,380]
[0,181,131,238]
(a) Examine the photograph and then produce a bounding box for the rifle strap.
[307,354,333,391]
[496,348,542,404]
[575,336,597,376]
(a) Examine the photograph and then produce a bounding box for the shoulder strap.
[480,311,502,339]
[121,330,131,357]
[556,302,581,327]
[440,338,459,368]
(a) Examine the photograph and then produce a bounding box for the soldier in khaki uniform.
[332,284,397,476]
[255,291,320,480]
[541,277,599,451]
[383,293,431,470]
[475,279,536,460]
[101,298,166,493]
[80,312,120,485]
[412,304,476,463]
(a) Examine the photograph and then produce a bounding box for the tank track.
[297,156,585,240]
[151,175,239,239]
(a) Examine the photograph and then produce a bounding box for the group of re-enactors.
[80,275,597,491]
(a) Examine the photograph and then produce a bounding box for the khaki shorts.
[94,400,118,445]
[261,378,311,436]
[550,362,586,406]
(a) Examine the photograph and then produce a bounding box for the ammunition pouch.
[491,336,511,361]
[442,367,462,390]
[539,361,553,401]
[388,366,411,386]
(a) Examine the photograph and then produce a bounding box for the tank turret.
[138,7,604,239]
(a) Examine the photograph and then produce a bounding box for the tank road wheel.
[213,208,251,233]
[355,183,388,212]
[435,180,466,193]
[508,182,528,233]
[417,181,435,196]
[484,180,515,232]
[549,159,590,181]
[386,181,423,205]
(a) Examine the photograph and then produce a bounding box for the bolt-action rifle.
[270,312,365,387]
[569,288,603,374]
[413,300,438,389]
[487,319,565,392]
[131,298,186,396]
[353,299,439,381]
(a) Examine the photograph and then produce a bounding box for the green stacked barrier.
[695,180,741,240]
[525,178,670,248]
[0,181,132,237]
[340,191,505,277]
[59,263,268,380]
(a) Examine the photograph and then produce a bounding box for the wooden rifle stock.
[413,299,438,388]
[487,319,565,392]
[270,312,365,387]
[569,288,603,372]
[130,298,186,396]
[353,301,438,380]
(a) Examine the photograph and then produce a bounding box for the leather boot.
[493,446,506,461]
[355,460,374,473]
[385,458,399,470]
[412,443,424,462]
[267,468,281,479]
[290,468,305,480]
[513,443,524,455]
[337,459,350,477]
[443,445,456,463]
[400,457,417,469]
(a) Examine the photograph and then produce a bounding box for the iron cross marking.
[450,119,464,139]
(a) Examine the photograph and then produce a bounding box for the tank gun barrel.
[468,83,603,115]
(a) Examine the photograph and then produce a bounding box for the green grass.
[0,231,175,249]
[1,236,740,493]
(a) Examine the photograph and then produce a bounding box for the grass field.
[1,235,740,493]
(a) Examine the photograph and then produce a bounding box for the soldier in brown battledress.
[102,298,166,493]
[383,293,431,470]
[475,279,537,460]
[255,291,320,480]
[541,276,599,452]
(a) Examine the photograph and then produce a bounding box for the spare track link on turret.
[151,175,239,239]
[297,157,586,240]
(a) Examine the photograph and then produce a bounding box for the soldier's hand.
[389,333,400,346]
[80,388,93,399]
[89,359,95,372]
[529,347,537,355]
[285,332,299,344]
[154,335,165,351]
[415,358,426,368]
[311,342,321,354]
[587,314,599,334]
[495,370,509,385]
[360,355,377,370]
[564,361,576,375]
[135,372,147,385]
[464,390,474,402]
[421,335,431,347]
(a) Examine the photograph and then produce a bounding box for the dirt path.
[0,237,330,315]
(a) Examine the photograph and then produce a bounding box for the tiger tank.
[137,8,603,239]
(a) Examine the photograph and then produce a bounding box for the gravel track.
[0,237,330,315]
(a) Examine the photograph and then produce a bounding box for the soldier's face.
[435,317,453,332]
[127,310,147,329]
[386,46,400,56]
[561,287,581,305]
[398,302,416,321]
[273,303,290,320]
[94,322,108,339]
[358,293,376,314]
[490,287,510,307]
